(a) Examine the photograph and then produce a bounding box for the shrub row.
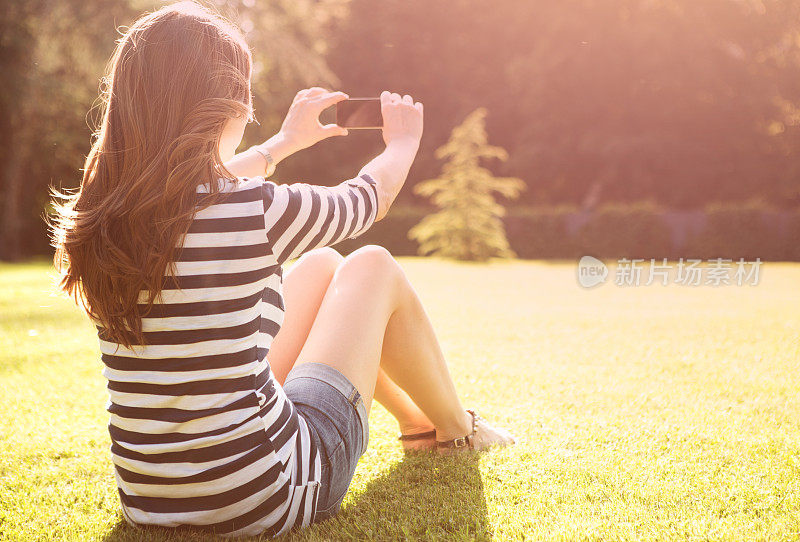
[335,203,800,261]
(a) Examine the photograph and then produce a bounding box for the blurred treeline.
[2,0,799,260]
[333,203,800,261]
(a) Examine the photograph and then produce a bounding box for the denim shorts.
[283,362,369,523]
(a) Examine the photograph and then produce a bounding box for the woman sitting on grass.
[49,1,514,537]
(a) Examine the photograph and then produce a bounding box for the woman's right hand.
[380,91,423,149]
[278,87,350,153]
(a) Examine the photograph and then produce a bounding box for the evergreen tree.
[409,108,525,261]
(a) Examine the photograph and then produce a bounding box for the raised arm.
[221,132,298,179]
[358,90,423,221]
[225,89,423,219]
[228,88,423,260]
[223,87,350,179]
[262,173,380,264]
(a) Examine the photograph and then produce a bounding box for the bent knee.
[295,247,344,274]
[334,245,403,289]
[345,245,397,272]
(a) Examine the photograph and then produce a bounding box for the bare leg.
[269,248,434,435]
[374,369,435,435]
[267,248,339,386]
[294,245,473,441]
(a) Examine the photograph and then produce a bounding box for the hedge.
[333,203,800,261]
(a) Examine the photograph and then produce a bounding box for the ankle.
[435,410,473,441]
[395,407,434,434]
[399,419,435,434]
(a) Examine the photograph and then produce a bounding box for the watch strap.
[251,144,275,177]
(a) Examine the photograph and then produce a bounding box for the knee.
[346,245,399,274]
[296,247,344,276]
[333,245,404,291]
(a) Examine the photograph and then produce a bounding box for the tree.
[0,0,345,260]
[328,0,800,209]
[0,0,134,260]
[409,108,525,261]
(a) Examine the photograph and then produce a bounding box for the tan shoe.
[435,409,516,455]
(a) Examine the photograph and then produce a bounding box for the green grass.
[1,258,799,541]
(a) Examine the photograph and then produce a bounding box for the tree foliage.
[328,0,800,209]
[409,108,524,261]
[4,0,800,259]
[0,0,345,260]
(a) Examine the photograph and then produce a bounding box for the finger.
[309,91,349,110]
[295,88,314,101]
[322,123,348,137]
[295,87,325,102]
[306,87,327,98]
[402,94,413,105]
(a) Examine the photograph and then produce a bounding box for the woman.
[50,1,515,538]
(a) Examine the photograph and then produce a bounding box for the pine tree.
[409,108,525,261]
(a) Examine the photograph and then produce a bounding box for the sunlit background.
[2,3,799,540]
[1,0,798,259]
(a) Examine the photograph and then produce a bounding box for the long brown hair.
[49,1,253,349]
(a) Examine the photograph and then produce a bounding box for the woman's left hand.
[278,87,349,152]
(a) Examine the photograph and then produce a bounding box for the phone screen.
[336,98,383,129]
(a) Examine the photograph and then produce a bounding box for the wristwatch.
[251,144,275,177]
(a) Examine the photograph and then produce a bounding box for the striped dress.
[96,173,379,538]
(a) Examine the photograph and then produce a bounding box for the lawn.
[1,258,798,541]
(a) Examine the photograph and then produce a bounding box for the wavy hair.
[49,1,253,348]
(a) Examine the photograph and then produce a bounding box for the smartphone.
[335,98,383,129]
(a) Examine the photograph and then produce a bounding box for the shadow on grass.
[315,451,492,540]
[101,452,491,541]
[102,520,220,542]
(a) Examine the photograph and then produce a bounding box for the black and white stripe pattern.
[97,173,379,538]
